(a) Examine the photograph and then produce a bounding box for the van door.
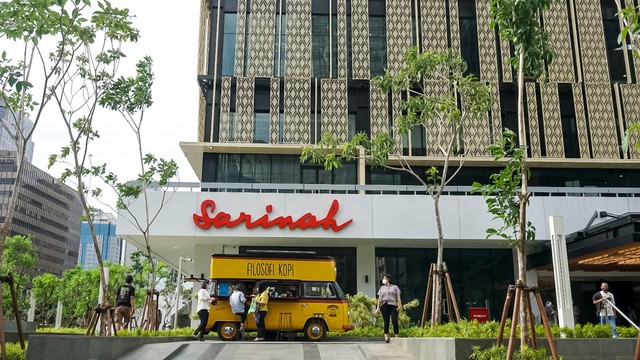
[300,282,342,339]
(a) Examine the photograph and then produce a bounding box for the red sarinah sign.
[193,199,353,232]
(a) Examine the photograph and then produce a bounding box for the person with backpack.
[592,282,618,338]
[114,275,136,330]
[230,283,247,333]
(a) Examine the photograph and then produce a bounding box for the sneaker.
[384,337,390,343]
[199,338,205,342]
[253,338,264,341]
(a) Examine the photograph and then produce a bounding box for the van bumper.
[342,325,354,331]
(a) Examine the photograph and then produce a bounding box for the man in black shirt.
[114,275,136,330]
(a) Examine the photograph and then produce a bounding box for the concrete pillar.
[549,216,575,328]
[55,300,63,328]
[191,244,214,327]
[356,245,376,297]
[28,291,36,322]
[98,267,110,304]
[526,271,541,323]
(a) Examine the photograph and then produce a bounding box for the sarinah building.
[117,0,640,323]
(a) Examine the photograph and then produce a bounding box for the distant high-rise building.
[0,98,35,163]
[0,151,82,275]
[78,209,121,269]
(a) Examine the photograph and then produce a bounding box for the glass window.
[222,13,237,76]
[312,15,330,78]
[375,248,514,323]
[274,14,286,77]
[266,282,299,298]
[558,85,580,158]
[310,114,321,144]
[347,15,352,79]
[279,113,285,143]
[600,0,628,83]
[411,125,426,156]
[459,0,480,78]
[303,282,337,298]
[369,16,387,77]
[244,14,250,76]
[348,114,356,140]
[254,113,269,143]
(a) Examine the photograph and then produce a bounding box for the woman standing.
[252,283,270,341]
[376,275,402,343]
[193,280,214,341]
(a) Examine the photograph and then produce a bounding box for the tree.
[126,249,174,327]
[46,1,140,335]
[0,0,104,351]
[301,49,491,326]
[95,57,179,330]
[57,265,100,327]
[490,0,553,347]
[31,273,62,327]
[1,235,38,319]
[159,267,190,329]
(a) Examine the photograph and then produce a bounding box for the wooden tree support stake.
[420,262,461,328]
[85,305,117,336]
[497,279,559,360]
[140,289,160,331]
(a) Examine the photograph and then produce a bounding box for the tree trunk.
[0,111,29,357]
[516,49,530,349]
[433,196,444,326]
[72,148,110,335]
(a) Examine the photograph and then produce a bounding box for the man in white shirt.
[592,282,618,338]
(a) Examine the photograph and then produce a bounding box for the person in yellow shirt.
[252,283,269,341]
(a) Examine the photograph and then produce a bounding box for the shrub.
[345,292,419,330]
[6,342,27,360]
[470,345,558,360]
[36,327,85,334]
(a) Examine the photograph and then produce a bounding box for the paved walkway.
[117,341,416,360]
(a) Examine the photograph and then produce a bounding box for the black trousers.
[380,303,399,335]
[194,309,209,339]
[234,312,247,323]
[256,311,267,338]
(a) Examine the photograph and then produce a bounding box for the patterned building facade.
[0,151,83,276]
[193,0,640,179]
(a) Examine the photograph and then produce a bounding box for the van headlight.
[348,310,350,318]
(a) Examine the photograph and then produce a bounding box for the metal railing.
[151,182,640,198]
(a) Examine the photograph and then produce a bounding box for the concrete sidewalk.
[117,341,416,360]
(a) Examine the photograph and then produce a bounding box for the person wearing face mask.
[375,275,402,343]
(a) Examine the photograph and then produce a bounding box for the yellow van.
[205,251,353,341]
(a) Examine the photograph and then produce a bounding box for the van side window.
[303,282,337,298]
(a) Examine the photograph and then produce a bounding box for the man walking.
[592,282,618,338]
[114,275,136,331]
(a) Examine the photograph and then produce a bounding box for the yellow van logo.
[327,304,339,317]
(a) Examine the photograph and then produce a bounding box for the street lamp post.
[173,256,192,329]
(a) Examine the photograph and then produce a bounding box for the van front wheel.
[217,321,238,341]
[304,320,325,341]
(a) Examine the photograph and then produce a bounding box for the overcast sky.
[20,1,202,210]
